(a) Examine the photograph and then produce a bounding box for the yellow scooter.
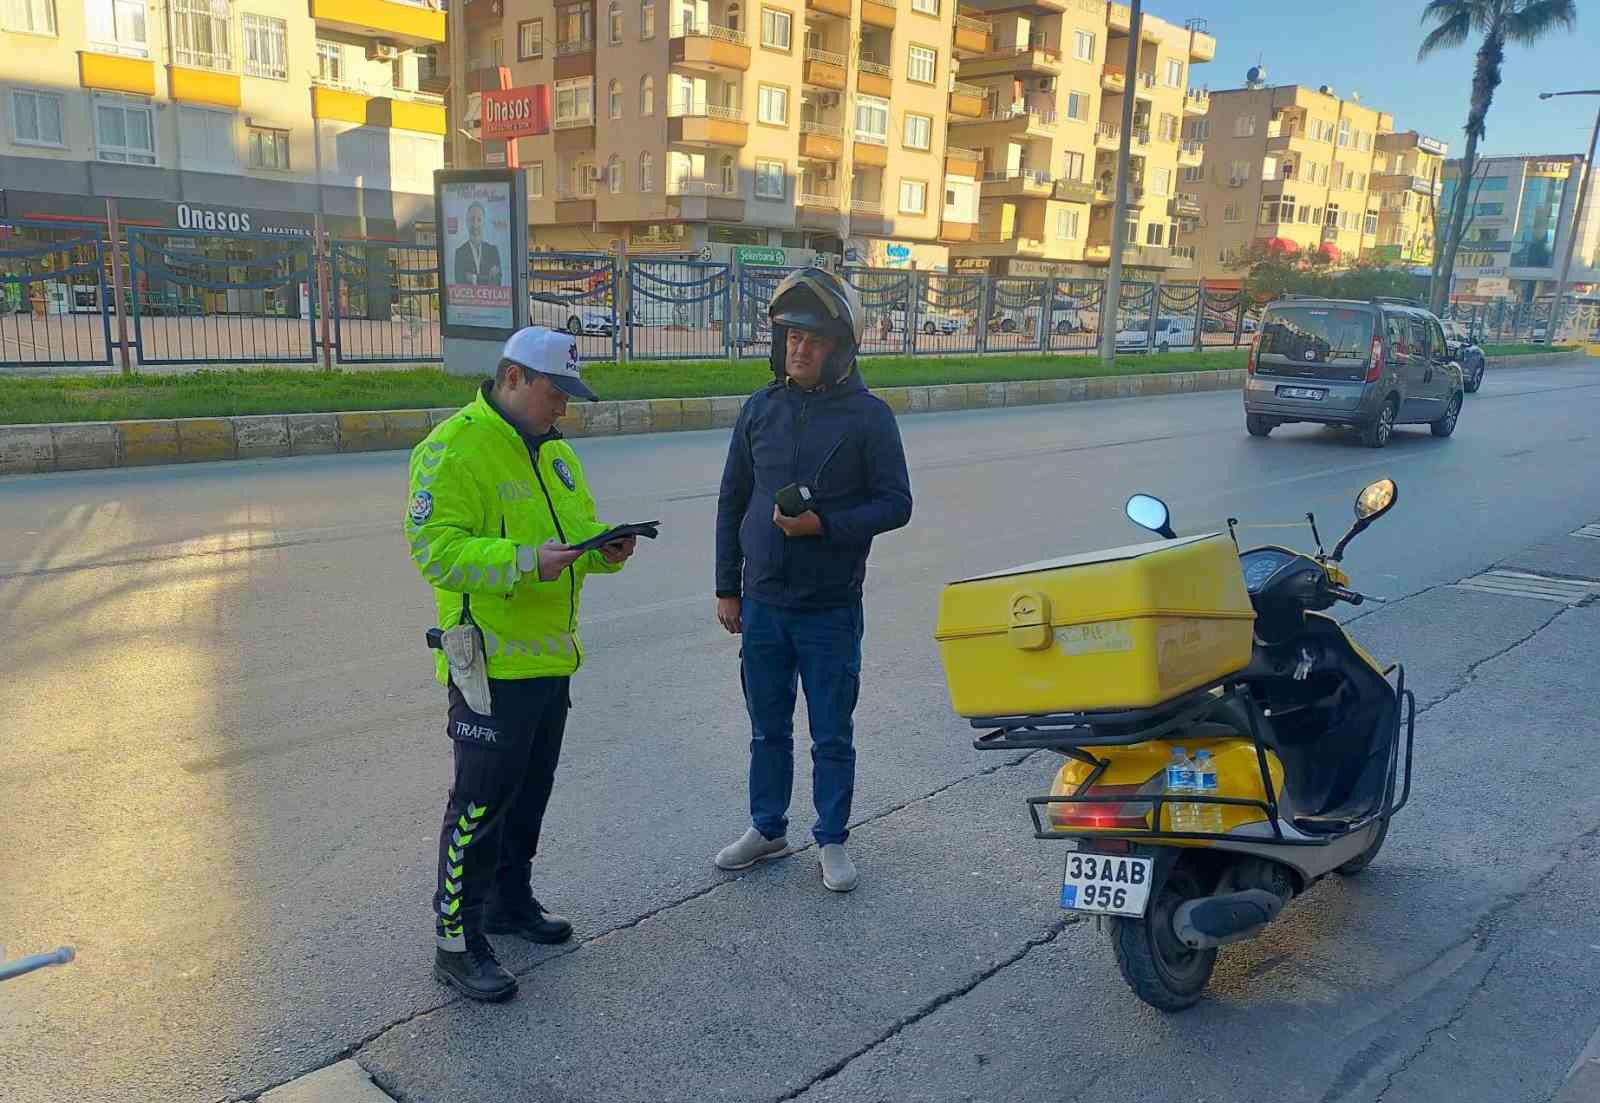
[935,479,1415,1011]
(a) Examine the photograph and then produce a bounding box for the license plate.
[1061,852,1154,917]
[1279,386,1326,400]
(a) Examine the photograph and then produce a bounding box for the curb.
[0,350,1585,477]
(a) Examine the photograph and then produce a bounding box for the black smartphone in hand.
[775,483,814,517]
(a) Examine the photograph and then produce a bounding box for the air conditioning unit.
[367,42,400,62]
[1037,77,1055,92]
[819,92,839,107]
[586,166,603,183]
[817,163,836,181]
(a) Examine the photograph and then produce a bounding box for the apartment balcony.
[968,228,1047,257]
[666,180,748,221]
[981,169,1055,199]
[799,192,845,229]
[463,0,502,28]
[1108,3,1131,33]
[945,145,981,178]
[857,58,893,99]
[1373,173,1442,197]
[850,198,890,234]
[1186,18,1216,62]
[78,52,157,96]
[1102,66,1126,94]
[555,38,596,80]
[804,48,848,90]
[853,136,889,168]
[806,0,852,17]
[670,23,752,72]
[310,0,446,47]
[1095,122,1120,151]
[941,219,977,242]
[957,41,1062,80]
[169,66,242,108]
[1184,87,1209,115]
[1093,180,1145,207]
[953,14,992,56]
[800,122,846,161]
[1054,178,1095,203]
[554,196,597,223]
[1168,192,1201,218]
[861,0,896,29]
[951,105,1056,140]
[948,80,986,119]
[1086,243,1111,262]
[553,115,597,152]
[1178,139,1203,166]
[668,103,749,146]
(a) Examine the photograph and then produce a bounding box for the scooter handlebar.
[1327,585,1364,606]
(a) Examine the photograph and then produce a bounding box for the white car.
[529,291,615,336]
[885,306,966,335]
[1114,315,1195,354]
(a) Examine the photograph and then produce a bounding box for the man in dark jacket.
[712,269,913,892]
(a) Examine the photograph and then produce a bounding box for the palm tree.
[1418,0,1579,312]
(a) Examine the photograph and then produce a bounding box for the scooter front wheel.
[1111,867,1217,1012]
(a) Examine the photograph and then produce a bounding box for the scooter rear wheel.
[1111,867,1217,1012]
[1337,817,1390,875]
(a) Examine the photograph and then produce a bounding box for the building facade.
[0,0,447,240]
[1186,79,1399,284]
[947,0,1214,279]
[1370,129,1447,269]
[1442,153,1598,303]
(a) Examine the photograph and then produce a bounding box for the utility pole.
[1540,90,1600,342]
[449,0,468,170]
[1100,0,1142,366]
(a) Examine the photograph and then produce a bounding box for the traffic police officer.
[405,326,636,1002]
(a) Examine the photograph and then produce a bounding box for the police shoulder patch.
[408,489,435,524]
[552,457,576,491]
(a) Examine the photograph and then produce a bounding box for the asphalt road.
[2,360,1599,1103]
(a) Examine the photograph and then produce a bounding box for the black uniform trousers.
[434,675,570,947]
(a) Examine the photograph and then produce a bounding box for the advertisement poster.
[441,178,513,331]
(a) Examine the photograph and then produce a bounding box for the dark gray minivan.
[1243,297,1465,448]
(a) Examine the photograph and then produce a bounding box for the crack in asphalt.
[773,916,1081,1102]
[1412,605,1572,719]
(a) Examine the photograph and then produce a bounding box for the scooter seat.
[1292,814,1356,836]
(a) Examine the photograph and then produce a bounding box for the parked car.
[989,300,1094,335]
[529,290,615,336]
[885,304,967,335]
[1242,296,1465,448]
[1442,320,1486,393]
[1114,315,1195,354]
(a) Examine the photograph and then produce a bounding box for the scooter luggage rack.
[973,667,1416,847]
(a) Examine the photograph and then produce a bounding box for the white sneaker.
[819,844,859,892]
[715,827,789,871]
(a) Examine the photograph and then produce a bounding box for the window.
[1229,159,1249,184]
[1188,118,1210,141]
[316,41,343,85]
[640,151,654,190]
[903,112,931,150]
[1181,165,1203,183]
[1337,117,1351,147]
[1061,150,1084,181]
[854,94,888,143]
[247,126,289,170]
[1158,113,1178,142]
[1297,204,1311,223]
[1123,218,1139,244]
[761,7,791,50]
[755,158,787,199]
[911,0,937,13]
[1066,90,1089,121]
[240,14,289,80]
[10,89,65,146]
[178,104,233,171]
[608,155,623,192]
[1356,172,1367,190]
[529,161,545,197]
[86,0,147,55]
[94,96,155,164]
[1364,211,1378,235]
[491,34,504,65]
[721,153,737,194]
[1360,131,1371,152]
[1223,203,1239,223]
[1153,168,1172,196]
[1146,222,1164,245]
[555,77,595,123]
[640,75,654,115]
[1073,30,1094,62]
[1055,209,1080,240]
[608,79,622,118]
[4,0,57,34]
[1233,114,1255,138]
[559,2,593,45]
[519,18,544,57]
[758,84,789,125]
[173,0,231,72]
[908,45,936,84]
[1478,176,1508,191]
[726,2,741,29]
[1164,59,1182,88]
[899,179,927,214]
[608,1,622,43]
[641,0,654,37]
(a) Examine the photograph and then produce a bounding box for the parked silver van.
[1243,297,1465,448]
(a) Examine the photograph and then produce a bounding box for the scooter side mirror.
[1332,478,1399,561]
[1126,493,1177,539]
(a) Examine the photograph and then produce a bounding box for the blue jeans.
[741,599,864,846]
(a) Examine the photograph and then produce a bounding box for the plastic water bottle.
[1193,750,1223,834]
[1166,747,1197,832]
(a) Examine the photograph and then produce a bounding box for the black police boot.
[485,890,574,944]
[433,931,518,1002]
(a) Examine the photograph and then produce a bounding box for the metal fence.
[4,221,1596,375]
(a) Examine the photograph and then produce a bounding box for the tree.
[1229,243,1419,301]
[1428,160,1491,307]
[1418,0,1579,313]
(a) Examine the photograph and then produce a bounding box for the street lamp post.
[1539,89,1600,342]
[1100,0,1143,366]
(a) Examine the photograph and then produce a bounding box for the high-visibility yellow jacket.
[405,385,622,682]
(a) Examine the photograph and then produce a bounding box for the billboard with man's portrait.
[434,170,526,338]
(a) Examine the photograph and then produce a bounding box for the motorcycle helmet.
[768,267,864,385]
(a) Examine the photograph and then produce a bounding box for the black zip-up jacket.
[715,368,913,610]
